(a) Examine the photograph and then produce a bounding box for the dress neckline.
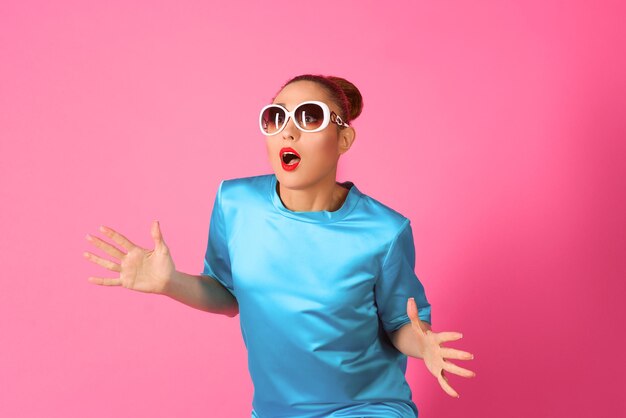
[269,173,361,224]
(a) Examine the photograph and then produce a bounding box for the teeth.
[282,150,301,166]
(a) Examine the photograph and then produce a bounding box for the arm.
[375,220,432,355]
[162,270,239,317]
[85,222,237,319]
[388,321,432,358]
[388,298,476,399]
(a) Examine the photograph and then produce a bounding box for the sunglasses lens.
[295,103,325,131]
[261,106,286,134]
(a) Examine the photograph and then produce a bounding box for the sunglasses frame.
[259,100,349,136]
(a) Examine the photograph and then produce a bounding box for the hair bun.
[327,76,363,121]
[278,74,364,123]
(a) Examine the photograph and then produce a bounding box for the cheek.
[266,140,277,158]
[305,137,338,163]
[266,141,279,167]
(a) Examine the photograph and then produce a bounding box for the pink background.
[1,1,624,417]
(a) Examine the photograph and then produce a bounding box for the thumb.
[407,297,427,335]
[151,220,166,249]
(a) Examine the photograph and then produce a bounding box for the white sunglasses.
[259,100,349,136]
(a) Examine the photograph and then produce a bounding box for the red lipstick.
[280,147,301,171]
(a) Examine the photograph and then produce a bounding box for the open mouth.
[280,147,301,169]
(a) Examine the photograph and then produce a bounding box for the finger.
[406,298,427,335]
[87,276,122,286]
[435,331,464,344]
[85,233,126,260]
[83,251,122,272]
[437,369,459,398]
[442,359,476,378]
[151,220,166,250]
[440,347,474,361]
[98,225,136,252]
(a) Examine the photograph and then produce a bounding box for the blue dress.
[202,173,432,418]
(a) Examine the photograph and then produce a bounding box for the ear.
[338,127,356,155]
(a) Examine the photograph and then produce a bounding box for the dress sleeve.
[375,219,431,333]
[201,180,235,297]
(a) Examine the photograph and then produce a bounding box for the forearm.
[389,321,432,358]
[161,270,239,317]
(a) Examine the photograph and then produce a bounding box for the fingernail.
[85,234,91,241]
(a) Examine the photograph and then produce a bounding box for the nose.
[281,116,300,141]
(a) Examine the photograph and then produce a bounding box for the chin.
[275,173,298,186]
[275,171,307,190]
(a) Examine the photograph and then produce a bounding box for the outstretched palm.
[407,297,476,398]
[84,220,174,294]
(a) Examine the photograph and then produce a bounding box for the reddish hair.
[273,74,364,123]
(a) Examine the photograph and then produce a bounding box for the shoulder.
[220,173,273,194]
[217,173,274,211]
[354,191,418,264]
[352,185,412,240]
[361,189,410,230]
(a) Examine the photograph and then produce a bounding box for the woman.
[84,74,476,418]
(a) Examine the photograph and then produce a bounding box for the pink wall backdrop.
[1,1,624,417]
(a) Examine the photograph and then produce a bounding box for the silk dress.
[202,173,432,418]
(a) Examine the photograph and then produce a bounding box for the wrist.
[159,269,179,296]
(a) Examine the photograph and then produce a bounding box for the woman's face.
[266,80,351,190]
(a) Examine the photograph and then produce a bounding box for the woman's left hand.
[407,297,476,398]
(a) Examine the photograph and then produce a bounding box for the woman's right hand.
[84,220,175,294]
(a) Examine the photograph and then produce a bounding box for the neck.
[277,174,349,212]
